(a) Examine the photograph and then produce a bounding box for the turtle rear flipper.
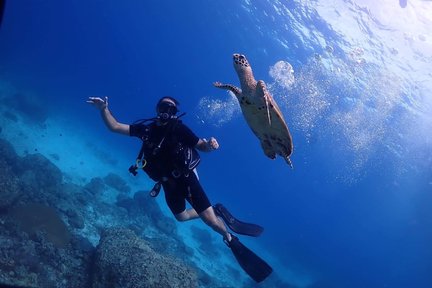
[260,139,276,159]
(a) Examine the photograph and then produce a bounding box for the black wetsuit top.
[130,120,211,215]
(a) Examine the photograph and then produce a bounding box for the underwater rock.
[115,192,130,203]
[134,191,178,236]
[92,228,198,288]
[0,139,23,209]
[0,137,19,165]
[133,190,151,204]
[19,153,63,183]
[60,182,90,206]
[132,190,163,217]
[117,191,161,221]
[66,208,85,230]
[0,92,48,124]
[116,197,135,212]
[103,172,131,194]
[117,191,179,236]
[70,216,85,230]
[0,158,22,211]
[70,234,95,253]
[84,177,106,196]
[130,191,178,235]
[14,153,63,203]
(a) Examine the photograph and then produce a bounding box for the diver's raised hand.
[207,137,219,151]
[196,137,219,152]
[87,96,108,111]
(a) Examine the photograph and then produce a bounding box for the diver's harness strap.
[129,113,188,197]
[128,118,155,177]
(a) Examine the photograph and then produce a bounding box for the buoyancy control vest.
[129,118,201,182]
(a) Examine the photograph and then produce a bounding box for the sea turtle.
[214,53,294,168]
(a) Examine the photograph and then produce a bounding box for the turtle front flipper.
[256,80,272,126]
[213,82,242,97]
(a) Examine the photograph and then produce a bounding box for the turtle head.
[233,53,252,74]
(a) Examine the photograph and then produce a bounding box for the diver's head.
[156,96,179,122]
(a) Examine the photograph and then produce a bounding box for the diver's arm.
[100,107,130,135]
[87,96,130,135]
[196,137,219,152]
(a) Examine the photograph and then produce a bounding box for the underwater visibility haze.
[0,0,431,287]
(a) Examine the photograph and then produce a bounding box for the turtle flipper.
[260,139,276,160]
[213,82,242,97]
[256,80,272,126]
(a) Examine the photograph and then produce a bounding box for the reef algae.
[9,203,71,249]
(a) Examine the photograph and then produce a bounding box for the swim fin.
[226,235,272,282]
[213,203,263,237]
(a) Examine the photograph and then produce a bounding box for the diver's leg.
[199,207,232,242]
[173,203,232,241]
[183,173,232,242]
[174,208,199,221]
[163,178,198,221]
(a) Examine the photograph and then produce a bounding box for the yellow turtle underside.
[239,89,293,164]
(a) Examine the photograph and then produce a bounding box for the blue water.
[1,0,431,287]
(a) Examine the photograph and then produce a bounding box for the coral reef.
[0,158,22,211]
[13,153,64,205]
[0,139,22,210]
[103,172,131,194]
[0,137,223,287]
[92,228,198,288]
[0,213,93,288]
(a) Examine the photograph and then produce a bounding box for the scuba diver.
[87,96,272,282]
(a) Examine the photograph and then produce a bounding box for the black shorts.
[162,171,211,215]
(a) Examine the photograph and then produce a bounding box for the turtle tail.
[285,156,293,169]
